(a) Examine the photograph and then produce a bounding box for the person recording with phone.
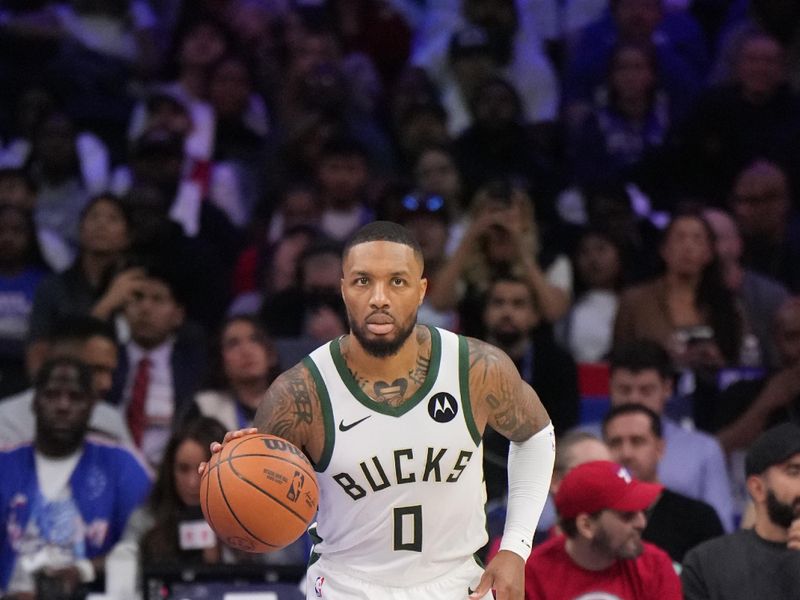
[427,180,571,337]
[613,205,746,371]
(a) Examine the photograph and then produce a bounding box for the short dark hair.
[319,136,369,162]
[0,167,36,193]
[602,403,663,439]
[343,221,424,263]
[609,340,673,380]
[49,315,117,345]
[34,356,93,397]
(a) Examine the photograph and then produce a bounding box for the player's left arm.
[467,338,555,600]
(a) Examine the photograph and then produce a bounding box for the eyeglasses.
[401,194,445,213]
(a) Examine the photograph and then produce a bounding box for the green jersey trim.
[328,325,442,417]
[459,335,481,446]
[307,525,322,567]
[303,356,335,473]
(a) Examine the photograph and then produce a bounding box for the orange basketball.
[200,433,319,553]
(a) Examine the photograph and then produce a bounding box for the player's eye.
[355,277,369,285]
[392,278,405,286]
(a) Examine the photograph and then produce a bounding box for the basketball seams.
[215,453,318,489]
[201,433,319,552]
[216,456,283,550]
[227,457,316,525]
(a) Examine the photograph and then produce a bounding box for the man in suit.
[109,265,206,466]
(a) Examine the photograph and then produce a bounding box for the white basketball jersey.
[304,326,487,586]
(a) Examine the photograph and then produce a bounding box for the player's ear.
[419,278,427,305]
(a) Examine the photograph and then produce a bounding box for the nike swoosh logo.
[338,416,371,431]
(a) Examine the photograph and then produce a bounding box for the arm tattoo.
[254,365,315,443]
[468,338,538,441]
[289,374,313,425]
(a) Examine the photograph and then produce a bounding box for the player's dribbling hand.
[788,517,800,550]
[197,427,259,477]
[469,550,524,600]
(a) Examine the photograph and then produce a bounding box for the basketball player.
[201,221,555,599]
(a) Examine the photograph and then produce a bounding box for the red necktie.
[127,356,151,447]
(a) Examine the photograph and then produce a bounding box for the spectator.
[0,357,151,598]
[315,137,374,242]
[392,191,458,330]
[25,112,110,252]
[670,31,800,202]
[535,431,613,537]
[132,416,227,563]
[412,145,466,219]
[481,274,579,505]
[682,423,800,599]
[259,239,348,352]
[713,298,800,454]
[0,316,131,449]
[230,224,319,314]
[0,205,48,396]
[207,53,270,223]
[483,274,579,437]
[264,184,321,246]
[563,0,707,127]
[614,206,745,370]
[27,193,137,373]
[524,460,682,599]
[121,87,251,230]
[568,41,670,198]
[0,2,160,156]
[110,266,207,467]
[412,0,559,135]
[454,75,556,203]
[394,102,451,171]
[187,315,279,431]
[727,159,800,292]
[704,207,788,369]
[429,181,571,336]
[557,228,624,363]
[0,169,36,211]
[587,340,737,531]
[603,403,725,562]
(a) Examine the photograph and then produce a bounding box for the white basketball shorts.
[305,556,494,600]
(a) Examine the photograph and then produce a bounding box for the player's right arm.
[251,362,325,464]
[199,362,326,473]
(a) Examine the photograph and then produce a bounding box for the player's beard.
[348,310,417,358]
[766,489,800,529]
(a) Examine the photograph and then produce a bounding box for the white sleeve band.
[498,422,556,561]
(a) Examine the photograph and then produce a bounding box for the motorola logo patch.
[428,392,458,423]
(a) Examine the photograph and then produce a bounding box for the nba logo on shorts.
[314,576,325,597]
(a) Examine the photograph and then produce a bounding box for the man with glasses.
[524,460,681,599]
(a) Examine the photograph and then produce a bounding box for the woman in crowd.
[569,41,670,194]
[557,228,624,363]
[187,315,279,430]
[27,193,137,373]
[614,205,745,369]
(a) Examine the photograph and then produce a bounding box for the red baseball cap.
[555,460,664,519]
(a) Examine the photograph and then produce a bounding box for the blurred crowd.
[0,0,799,597]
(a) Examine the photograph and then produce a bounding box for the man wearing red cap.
[524,460,682,599]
